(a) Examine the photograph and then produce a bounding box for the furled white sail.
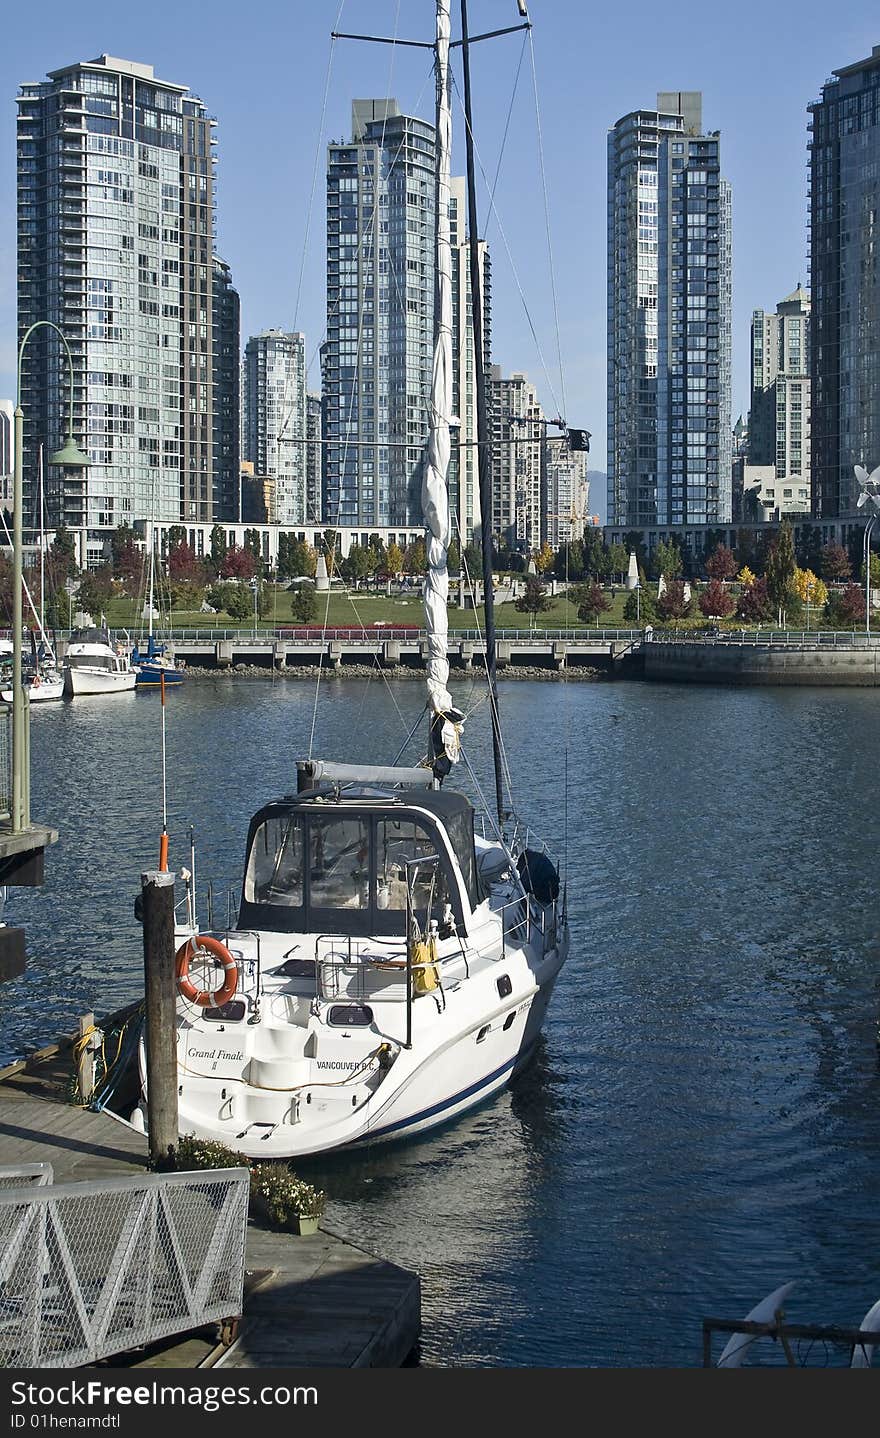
[422,0,459,764]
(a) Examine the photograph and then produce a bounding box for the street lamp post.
[865,514,877,637]
[14,322,89,831]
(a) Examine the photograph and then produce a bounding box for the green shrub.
[169,1136,325,1231]
[250,1164,325,1226]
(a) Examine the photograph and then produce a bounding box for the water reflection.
[3,677,880,1364]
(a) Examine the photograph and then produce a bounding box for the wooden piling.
[141,869,178,1170]
[76,1012,95,1104]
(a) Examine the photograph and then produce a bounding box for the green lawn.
[97,584,848,635]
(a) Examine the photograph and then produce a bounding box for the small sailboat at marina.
[133,0,570,1158]
[131,529,183,688]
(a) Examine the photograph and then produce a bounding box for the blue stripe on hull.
[361,1037,539,1144]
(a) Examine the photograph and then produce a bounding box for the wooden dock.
[0,1056,420,1368]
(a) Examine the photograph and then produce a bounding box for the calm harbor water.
[3,673,880,1367]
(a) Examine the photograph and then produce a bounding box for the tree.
[736,577,773,624]
[514,575,552,625]
[553,540,584,581]
[291,583,318,625]
[243,528,264,574]
[220,583,252,621]
[210,524,228,568]
[860,553,880,587]
[109,523,143,594]
[607,542,629,582]
[570,582,610,625]
[49,524,78,581]
[795,522,823,573]
[765,519,797,624]
[825,582,866,627]
[623,585,657,624]
[534,541,554,574]
[447,536,460,574]
[793,567,828,610]
[653,538,683,581]
[385,541,404,578]
[737,565,757,589]
[705,543,737,582]
[77,565,114,621]
[167,541,204,585]
[322,530,339,574]
[220,544,256,581]
[656,579,693,620]
[403,538,427,575]
[342,545,376,585]
[166,524,187,551]
[820,540,851,582]
[698,579,735,619]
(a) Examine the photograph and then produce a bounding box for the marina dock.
[0,1048,420,1369]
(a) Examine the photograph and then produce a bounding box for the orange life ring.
[175,935,238,1008]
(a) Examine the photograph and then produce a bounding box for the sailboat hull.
[136,918,567,1160]
[65,667,137,696]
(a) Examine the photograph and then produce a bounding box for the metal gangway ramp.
[0,1164,249,1367]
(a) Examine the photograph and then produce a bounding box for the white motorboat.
[134,0,570,1158]
[63,628,137,696]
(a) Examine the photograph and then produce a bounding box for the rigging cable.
[527,23,567,426]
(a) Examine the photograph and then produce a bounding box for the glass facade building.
[324,100,435,529]
[242,330,307,525]
[212,255,240,523]
[809,45,880,518]
[607,93,732,527]
[17,55,217,562]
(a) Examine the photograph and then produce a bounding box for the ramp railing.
[0,1166,249,1367]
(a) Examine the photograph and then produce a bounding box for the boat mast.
[459,0,504,825]
[38,444,45,639]
[147,521,155,649]
[423,1,461,782]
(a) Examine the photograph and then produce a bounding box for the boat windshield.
[242,806,457,934]
[67,654,114,670]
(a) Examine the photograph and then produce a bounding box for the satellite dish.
[717,1282,795,1368]
[850,1297,880,1368]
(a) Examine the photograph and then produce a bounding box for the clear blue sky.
[1,0,876,522]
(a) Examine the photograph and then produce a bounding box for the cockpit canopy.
[238,788,481,937]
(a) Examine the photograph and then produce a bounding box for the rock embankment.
[180,662,605,682]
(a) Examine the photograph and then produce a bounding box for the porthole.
[502,1011,516,1032]
[496,975,512,999]
[476,1025,490,1043]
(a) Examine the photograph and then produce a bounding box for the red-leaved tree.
[705,543,737,582]
[820,540,851,582]
[220,545,256,581]
[736,577,773,623]
[167,541,205,585]
[657,579,693,620]
[698,579,735,618]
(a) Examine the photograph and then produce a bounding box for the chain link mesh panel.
[0,1167,248,1367]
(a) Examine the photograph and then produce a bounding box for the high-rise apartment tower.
[17,55,218,562]
[809,45,880,517]
[607,92,732,527]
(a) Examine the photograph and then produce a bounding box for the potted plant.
[250,1164,325,1235]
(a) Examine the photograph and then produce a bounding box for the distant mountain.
[587,470,607,526]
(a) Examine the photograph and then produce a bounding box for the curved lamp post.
[855,465,880,639]
[13,322,89,830]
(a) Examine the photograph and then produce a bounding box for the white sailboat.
[134,0,569,1158]
[131,527,183,688]
[0,448,64,704]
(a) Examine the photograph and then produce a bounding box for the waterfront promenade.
[64,625,880,683]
